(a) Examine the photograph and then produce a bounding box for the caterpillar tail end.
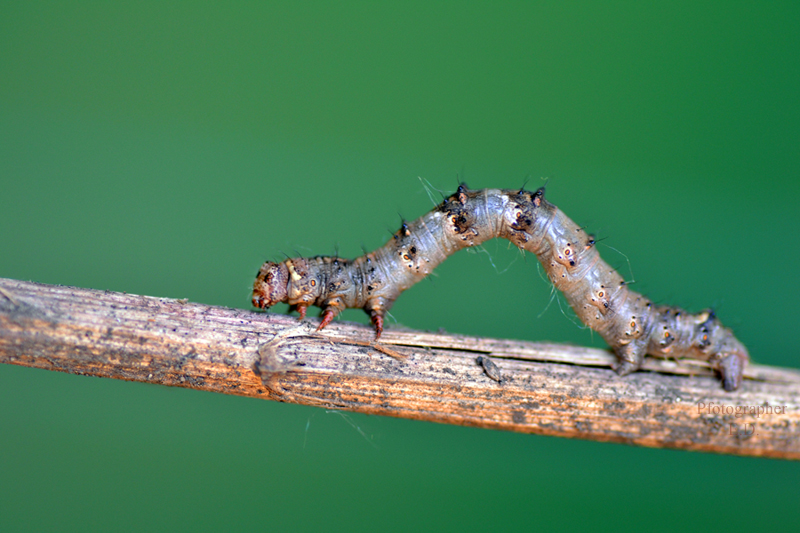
[612,342,644,377]
[711,332,749,391]
[718,354,746,392]
[613,360,640,377]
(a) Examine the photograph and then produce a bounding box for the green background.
[2,1,798,531]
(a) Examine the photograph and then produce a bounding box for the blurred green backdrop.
[2,1,798,531]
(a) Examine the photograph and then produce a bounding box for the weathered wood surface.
[1,277,799,459]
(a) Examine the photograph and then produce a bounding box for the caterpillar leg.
[294,303,309,320]
[318,305,385,338]
[317,300,345,331]
[717,354,745,392]
[365,297,390,340]
[370,311,384,339]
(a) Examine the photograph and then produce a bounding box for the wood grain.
[2,277,799,459]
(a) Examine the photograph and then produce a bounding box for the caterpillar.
[252,185,749,391]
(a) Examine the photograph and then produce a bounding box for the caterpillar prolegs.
[252,186,749,391]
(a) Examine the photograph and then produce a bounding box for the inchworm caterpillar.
[252,185,749,390]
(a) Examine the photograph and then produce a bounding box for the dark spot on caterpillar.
[253,185,749,390]
[532,187,545,207]
[448,208,472,234]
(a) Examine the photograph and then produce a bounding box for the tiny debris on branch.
[476,355,504,383]
[2,278,800,460]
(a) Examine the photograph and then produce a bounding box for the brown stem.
[1,277,799,459]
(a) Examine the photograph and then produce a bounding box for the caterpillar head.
[252,261,290,309]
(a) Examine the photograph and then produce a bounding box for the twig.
[1,277,799,459]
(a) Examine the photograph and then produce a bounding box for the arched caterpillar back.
[253,185,749,391]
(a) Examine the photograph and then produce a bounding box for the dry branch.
[1,277,799,459]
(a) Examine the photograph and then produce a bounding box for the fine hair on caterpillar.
[253,185,749,391]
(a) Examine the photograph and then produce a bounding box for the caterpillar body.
[252,186,749,391]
